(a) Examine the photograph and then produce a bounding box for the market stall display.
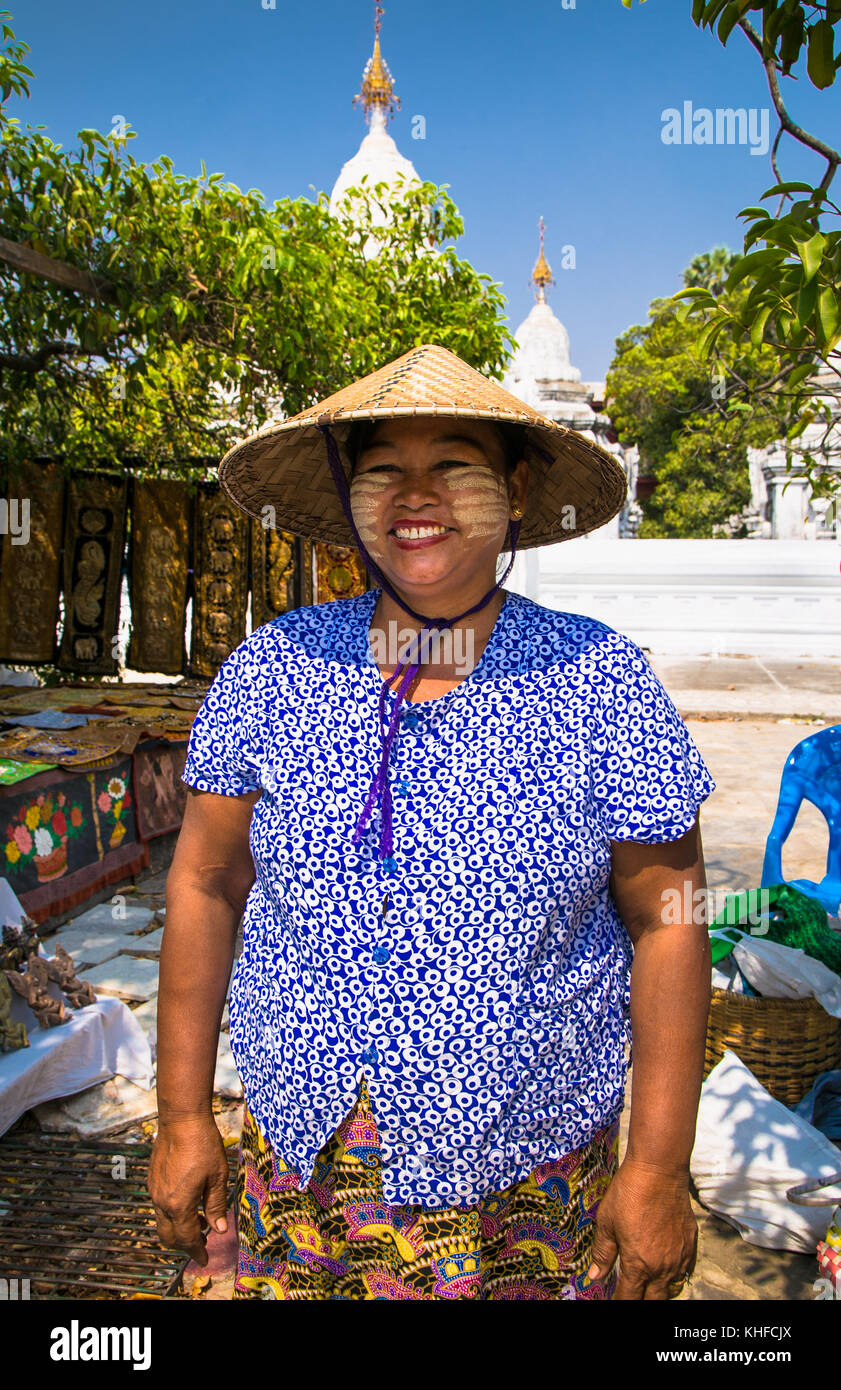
[0,680,204,922]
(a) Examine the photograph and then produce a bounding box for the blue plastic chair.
[761,724,841,916]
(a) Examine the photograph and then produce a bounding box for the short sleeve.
[590,636,716,844]
[181,646,262,797]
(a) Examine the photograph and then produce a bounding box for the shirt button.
[403,710,419,730]
[395,779,410,795]
[372,945,390,965]
[360,1045,378,1065]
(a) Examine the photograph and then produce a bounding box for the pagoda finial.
[531,217,555,302]
[353,3,401,124]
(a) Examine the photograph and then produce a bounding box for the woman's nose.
[391,472,442,508]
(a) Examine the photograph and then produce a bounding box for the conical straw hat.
[218,343,628,550]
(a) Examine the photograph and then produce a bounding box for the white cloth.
[0,876,27,929]
[691,1050,841,1253]
[0,993,154,1137]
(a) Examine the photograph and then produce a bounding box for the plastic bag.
[731,935,841,1018]
[691,1051,841,1253]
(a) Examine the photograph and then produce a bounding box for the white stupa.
[329,8,420,230]
[503,222,641,537]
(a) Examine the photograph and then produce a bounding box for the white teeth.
[393,525,449,539]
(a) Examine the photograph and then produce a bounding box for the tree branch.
[739,18,841,192]
[0,235,118,301]
[0,341,89,371]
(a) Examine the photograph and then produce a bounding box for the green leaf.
[726,248,784,289]
[798,230,826,282]
[779,8,806,73]
[787,362,815,389]
[807,18,835,89]
[817,285,840,347]
[718,0,753,44]
[760,181,815,200]
[696,316,727,356]
[701,0,732,29]
[796,277,818,324]
[744,219,774,251]
[749,303,774,347]
[764,3,791,49]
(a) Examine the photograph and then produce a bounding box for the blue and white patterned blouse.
[181,587,715,1207]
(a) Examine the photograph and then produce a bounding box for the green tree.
[0,16,512,481]
[606,258,786,537]
[623,1,841,504]
[682,246,739,295]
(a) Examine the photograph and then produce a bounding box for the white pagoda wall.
[506,538,841,659]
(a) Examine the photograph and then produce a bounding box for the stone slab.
[83,956,159,1003]
[51,932,143,969]
[34,1075,158,1138]
[64,902,156,934]
[122,927,164,958]
[134,871,170,895]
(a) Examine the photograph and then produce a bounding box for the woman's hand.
[148,1116,230,1267]
[586,1157,698,1300]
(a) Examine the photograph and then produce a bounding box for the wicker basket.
[705,988,841,1107]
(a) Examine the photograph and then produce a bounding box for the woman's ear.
[509,457,530,516]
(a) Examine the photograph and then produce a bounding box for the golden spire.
[353,3,401,123]
[531,217,555,302]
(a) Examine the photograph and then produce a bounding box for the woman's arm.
[588,814,711,1300]
[148,785,259,1265]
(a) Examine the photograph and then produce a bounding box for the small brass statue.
[44,944,97,1009]
[3,958,67,1028]
[0,973,29,1052]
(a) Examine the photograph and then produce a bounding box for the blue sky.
[9,0,841,381]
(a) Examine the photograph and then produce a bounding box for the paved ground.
[652,652,841,721]
[684,717,830,895]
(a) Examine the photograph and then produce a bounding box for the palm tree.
[682,247,739,297]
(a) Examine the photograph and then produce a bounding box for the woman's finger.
[153,1209,178,1251]
[157,1202,209,1265]
[611,1259,648,1301]
[643,1276,675,1301]
[203,1165,230,1235]
[586,1219,619,1283]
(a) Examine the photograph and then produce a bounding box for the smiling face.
[348,417,529,604]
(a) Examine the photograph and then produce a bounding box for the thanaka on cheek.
[349,474,390,560]
[444,467,509,539]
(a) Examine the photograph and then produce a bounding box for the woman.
[149,344,715,1301]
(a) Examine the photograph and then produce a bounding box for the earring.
[510,503,524,520]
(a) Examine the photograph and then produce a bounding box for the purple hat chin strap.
[316,422,522,867]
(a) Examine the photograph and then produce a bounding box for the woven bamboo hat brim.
[218,343,627,550]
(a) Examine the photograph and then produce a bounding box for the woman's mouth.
[389,523,454,549]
